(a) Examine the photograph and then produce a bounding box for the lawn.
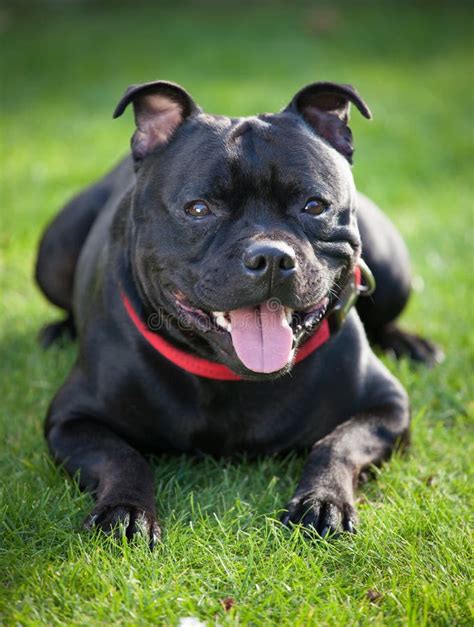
[0,1,473,624]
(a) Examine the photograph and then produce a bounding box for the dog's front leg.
[47,418,160,547]
[282,382,409,536]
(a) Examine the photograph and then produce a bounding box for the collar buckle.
[357,257,376,296]
[329,259,376,332]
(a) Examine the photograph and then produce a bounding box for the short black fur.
[35,81,441,545]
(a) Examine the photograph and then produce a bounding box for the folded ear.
[113,80,200,160]
[285,82,372,163]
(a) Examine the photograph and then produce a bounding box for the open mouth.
[174,292,329,374]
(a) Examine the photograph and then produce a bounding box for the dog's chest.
[177,381,328,456]
[125,377,310,456]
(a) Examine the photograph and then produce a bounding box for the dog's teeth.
[214,313,231,332]
[304,310,325,328]
[284,307,293,324]
[215,314,226,327]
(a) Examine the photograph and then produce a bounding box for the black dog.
[36,81,440,546]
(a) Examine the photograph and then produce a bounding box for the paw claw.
[83,512,99,530]
[149,521,161,550]
[344,519,355,534]
[320,525,331,538]
[280,513,291,527]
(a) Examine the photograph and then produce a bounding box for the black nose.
[242,241,297,281]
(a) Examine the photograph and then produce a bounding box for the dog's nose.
[242,241,297,281]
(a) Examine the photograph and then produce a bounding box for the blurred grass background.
[0,1,473,624]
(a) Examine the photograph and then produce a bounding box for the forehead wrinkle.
[216,158,300,210]
[226,120,345,201]
[228,115,274,142]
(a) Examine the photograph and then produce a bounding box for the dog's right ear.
[113,80,200,161]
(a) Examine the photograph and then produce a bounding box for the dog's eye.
[303,198,328,216]
[185,200,212,218]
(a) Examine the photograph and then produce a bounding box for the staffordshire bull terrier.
[35,81,440,547]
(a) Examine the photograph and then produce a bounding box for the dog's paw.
[38,316,76,349]
[281,492,357,538]
[84,503,161,549]
[373,325,444,367]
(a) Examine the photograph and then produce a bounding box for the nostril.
[279,252,296,271]
[245,254,267,271]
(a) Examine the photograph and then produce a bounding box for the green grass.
[1,1,473,624]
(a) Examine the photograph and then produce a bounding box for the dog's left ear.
[285,82,372,163]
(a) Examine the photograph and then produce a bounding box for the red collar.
[121,263,370,381]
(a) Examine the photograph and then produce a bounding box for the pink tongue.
[229,302,294,373]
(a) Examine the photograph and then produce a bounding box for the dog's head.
[114,80,371,379]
